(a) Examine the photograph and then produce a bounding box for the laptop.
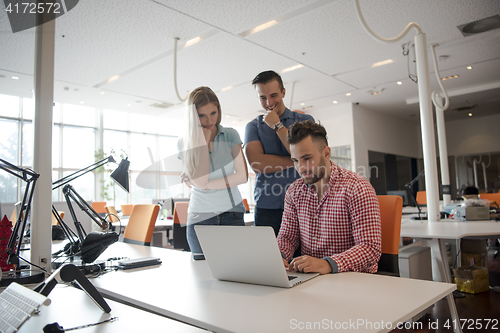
[195,225,319,288]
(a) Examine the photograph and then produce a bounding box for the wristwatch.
[273,121,284,132]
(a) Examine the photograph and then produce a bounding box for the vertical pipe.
[31,13,55,272]
[473,161,478,188]
[435,103,451,206]
[482,162,487,192]
[414,33,440,221]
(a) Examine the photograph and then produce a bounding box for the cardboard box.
[465,206,490,220]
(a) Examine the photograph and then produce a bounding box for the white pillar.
[435,103,451,206]
[414,33,440,221]
[31,14,55,272]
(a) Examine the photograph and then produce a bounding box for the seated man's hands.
[282,257,289,270]
[289,255,332,275]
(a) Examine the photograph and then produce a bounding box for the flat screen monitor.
[387,190,409,206]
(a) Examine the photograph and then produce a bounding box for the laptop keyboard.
[288,275,298,281]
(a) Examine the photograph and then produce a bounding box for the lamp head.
[81,231,119,263]
[110,157,130,192]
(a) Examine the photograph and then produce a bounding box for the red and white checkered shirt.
[277,163,382,273]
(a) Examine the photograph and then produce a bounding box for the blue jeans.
[254,207,284,237]
[254,207,301,257]
[187,211,245,260]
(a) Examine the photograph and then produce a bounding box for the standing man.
[244,70,314,236]
[279,120,381,274]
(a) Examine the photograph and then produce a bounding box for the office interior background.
[1,0,500,211]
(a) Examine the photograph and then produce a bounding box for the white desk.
[400,219,500,333]
[17,284,205,333]
[91,243,455,333]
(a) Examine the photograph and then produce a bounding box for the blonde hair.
[182,87,221,177]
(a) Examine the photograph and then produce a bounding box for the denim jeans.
[187,211,245,260]
[254,207,284,237]
[254,207,301,257]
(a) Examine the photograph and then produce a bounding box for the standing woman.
[178,86,248,260]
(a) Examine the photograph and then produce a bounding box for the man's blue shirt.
[244,108,314,209]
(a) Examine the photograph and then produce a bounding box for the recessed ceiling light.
[127,104,132,107]
[185,36,201,48]
[107,75,120,83]
[468,113,472,117]
[300,103,305,106]
[282,64,304,73]
[397,81,402,85]
[245,20,278,36]
[80,101,84,104]
[371,59,393,68]
[333,101,338,104]
[221,86,233,92]
[100,91,105,95]
[467,66,472,70]
[12,76,19,80]
[346,93,351,96]
[225,115,230,118]
[441,74,459,81]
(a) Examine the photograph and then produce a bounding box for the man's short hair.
[287,120,328,148]
[252,70,284,91]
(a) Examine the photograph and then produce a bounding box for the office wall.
[352,104,421,179]
[445,114,500,156]
[309,103,355,167]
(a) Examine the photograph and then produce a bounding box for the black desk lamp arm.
[63,185,109,243]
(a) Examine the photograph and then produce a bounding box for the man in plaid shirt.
[278,120,381,274]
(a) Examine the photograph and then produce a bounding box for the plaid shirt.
[277,163,382,273]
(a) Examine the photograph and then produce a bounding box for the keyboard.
[0,282,51,333]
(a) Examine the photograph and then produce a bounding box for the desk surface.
[91,243,455,333]
[18,284,205,333]
[400,219,500,239]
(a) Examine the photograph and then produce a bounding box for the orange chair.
[121,204,134,216]
[173,201,189,251]
[416,191,426,206]
[91,201,107,214]
[123,204,160,246]
[51,211,65,225]
[242,199,250,213]
[480,193,500,206]
[105,205,120,223]
[376,195,403,276]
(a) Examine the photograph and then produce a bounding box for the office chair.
[91,201,107,216]
[51,211,65,225]
[104,206,120,223]
[122,204,160,246]
[173,201,190,251]
[121,204,134,216]
[242,199,250,213]
[376,195,403,277]
[416,191,426,206]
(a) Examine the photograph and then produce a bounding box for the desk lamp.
[405,170,426,220]
[0,158,45,286]
[52,155,130,269]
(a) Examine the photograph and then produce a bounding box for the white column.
[435,103,451,206]
[31,14,55,272]
[414,33,440,221]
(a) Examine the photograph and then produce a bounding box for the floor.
[392,240,500,333]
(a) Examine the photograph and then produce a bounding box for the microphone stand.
[405,170,426,220]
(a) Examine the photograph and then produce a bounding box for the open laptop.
[195,225,319,288]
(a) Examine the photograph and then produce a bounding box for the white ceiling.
[1,0,499,126]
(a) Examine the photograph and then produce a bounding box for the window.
[0,94,19,118]
[62,104,96,127]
